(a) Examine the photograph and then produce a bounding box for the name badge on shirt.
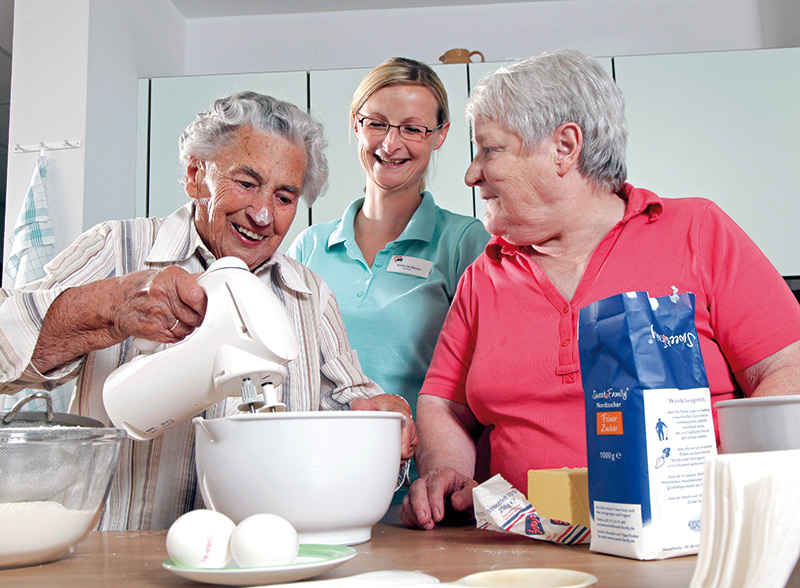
[387,255,433,278]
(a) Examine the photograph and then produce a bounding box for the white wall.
[5,0,91,272]
[83,0,185,229]
[3,0,184,285]
[183,0,765,75]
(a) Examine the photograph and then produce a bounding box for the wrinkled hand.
[350,395,418,463]
[399,467,477,530]
[110,266,206,345]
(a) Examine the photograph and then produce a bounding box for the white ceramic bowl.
[193,411,402,545]
[715,395,800,453]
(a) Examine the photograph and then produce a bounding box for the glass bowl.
[0,395,125,568]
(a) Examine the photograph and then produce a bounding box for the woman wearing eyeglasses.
[288,57,489,512]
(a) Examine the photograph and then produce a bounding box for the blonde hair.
[350,57,449,192]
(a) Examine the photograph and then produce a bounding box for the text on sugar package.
[650,324,697,349]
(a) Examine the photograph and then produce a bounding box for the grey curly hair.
[466,49,627,193]
[179,91,328,205]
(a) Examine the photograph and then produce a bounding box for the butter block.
[527,467,590,528]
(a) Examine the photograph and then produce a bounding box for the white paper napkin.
[690,449,800,588]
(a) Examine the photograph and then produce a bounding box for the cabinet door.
[467,61,503,223]
[308,67,371,226]
[308,63,474,229]
[615,48,800,275]
[429,63,473,217]
[145,72,308,253]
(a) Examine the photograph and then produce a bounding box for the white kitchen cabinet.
[137,51,798,273]
[307,66,371,226]
[467,61,502,223]
[428,64,475,216]
[308,63,475,230]
[614,47,800,275]
[141,71,308,252]
[429,63,474,217]
[135,79,150,219]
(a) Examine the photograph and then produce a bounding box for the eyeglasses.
[356,114,444,142]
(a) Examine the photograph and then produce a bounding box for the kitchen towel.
[7,151,56,286]
[689,449,800,588]
[3,151,71,414]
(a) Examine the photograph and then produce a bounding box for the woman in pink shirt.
[400,49,800,530]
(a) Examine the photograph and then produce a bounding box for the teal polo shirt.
[287,192,489,417]
[288,192,488,502]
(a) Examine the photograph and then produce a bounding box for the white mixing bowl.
[715,395,800,453]
[193,411,402,545]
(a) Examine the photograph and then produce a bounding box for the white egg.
[230,513,299,568]
[166,509,235,568]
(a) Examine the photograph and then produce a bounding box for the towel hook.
[13,139,83,154]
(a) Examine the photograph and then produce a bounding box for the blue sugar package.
[578,290,717,560]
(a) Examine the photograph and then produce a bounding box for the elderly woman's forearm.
[415,394,479,478]
[31,282,122,374]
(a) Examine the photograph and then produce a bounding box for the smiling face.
[354,84,448,196]
[186,126,307,270]
[465,116,567,246]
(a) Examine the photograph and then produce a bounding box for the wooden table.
[2,523,799,587]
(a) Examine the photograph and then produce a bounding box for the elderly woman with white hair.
[400,49,800,530]
[0,91,416,530]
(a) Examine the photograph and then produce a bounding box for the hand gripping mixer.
[102,257,299,441]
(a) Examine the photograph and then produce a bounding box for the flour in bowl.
[0,501,97,568]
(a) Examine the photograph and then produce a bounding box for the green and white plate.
[162,544,357,586]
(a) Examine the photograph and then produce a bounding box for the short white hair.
[179,92,328,205]
[467,49,627,193]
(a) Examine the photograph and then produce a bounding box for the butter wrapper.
[473,474,590,544]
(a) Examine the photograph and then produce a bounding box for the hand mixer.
[102,256,299,441]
